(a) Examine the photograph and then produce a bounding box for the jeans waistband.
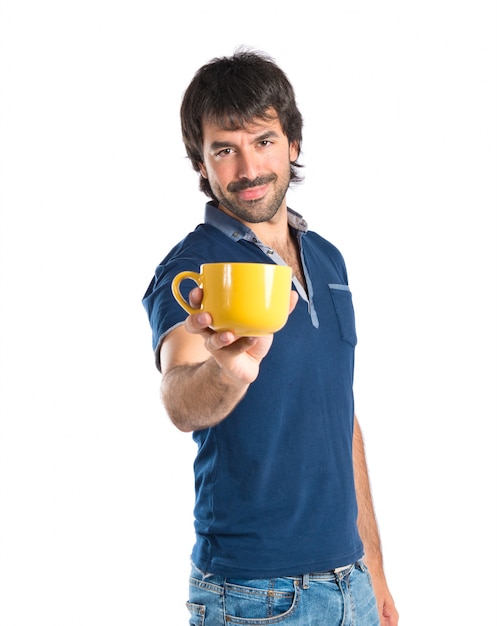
[288,561,360,589]
[191,559,364,587]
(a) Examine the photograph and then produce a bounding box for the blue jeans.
[186,560,380,625]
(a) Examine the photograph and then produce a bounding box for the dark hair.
[180,48,304,198]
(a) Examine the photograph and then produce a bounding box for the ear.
[289,141,299,162]
[198,162,208,178]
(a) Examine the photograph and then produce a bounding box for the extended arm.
[353,416,399,626]
[159,287,297,432]
[160,320,272,432]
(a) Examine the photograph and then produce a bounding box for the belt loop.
[302,573,310,589]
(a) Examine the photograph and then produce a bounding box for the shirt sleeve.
[142,258,200,371]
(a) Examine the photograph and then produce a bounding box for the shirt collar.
[204,201,308,242]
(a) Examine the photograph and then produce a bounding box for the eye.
[214,148,234,158]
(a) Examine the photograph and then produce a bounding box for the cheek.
[206,162,232,187]
[270,154,293,176]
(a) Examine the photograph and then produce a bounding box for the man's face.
[199,113,299,224]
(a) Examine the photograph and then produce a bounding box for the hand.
[370,573,399,626]
[378,591,399,626]
[184,287,298,385]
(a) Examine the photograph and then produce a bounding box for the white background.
[1,1,496,624]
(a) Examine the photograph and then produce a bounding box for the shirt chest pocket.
[328,284,357,347]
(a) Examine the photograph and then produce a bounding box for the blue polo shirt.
[143,202,364,578]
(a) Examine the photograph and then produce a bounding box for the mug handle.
[171,270,201,315]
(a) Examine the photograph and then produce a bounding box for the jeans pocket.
[355,559,374,587]
[186,601,206,626]
[328,284,357,347]
[224,579,299,623]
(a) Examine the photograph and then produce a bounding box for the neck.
[243,208,290,245]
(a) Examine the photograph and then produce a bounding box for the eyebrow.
[208,130,280,152]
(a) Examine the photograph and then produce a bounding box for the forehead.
[202,109,284,139]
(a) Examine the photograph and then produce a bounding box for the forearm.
[353,418,385,577]
[161,357,249,432]
[353,417,399,625]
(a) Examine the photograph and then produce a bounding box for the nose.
[236,149,259,181]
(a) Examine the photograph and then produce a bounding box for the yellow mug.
[171,262,293,336]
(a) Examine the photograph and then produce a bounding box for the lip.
[236,184,268,201]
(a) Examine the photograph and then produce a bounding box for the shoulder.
[303,230,348,276]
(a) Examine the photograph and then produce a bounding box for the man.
[143,49,398,625]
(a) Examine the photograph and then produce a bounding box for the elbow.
[160,370,191,432]
[161,395,195,433]
[169,413,195,433]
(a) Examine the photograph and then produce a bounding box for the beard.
[211,167,291,224]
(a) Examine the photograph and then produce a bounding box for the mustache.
[227,174,277,193]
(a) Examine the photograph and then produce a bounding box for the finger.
[204,330,239,351]
[289,290,299,313]
[206,333,273,358]
[184,310,213,334]
[188,286,203,308]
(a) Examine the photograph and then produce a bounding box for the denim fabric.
[186,561,380,625]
